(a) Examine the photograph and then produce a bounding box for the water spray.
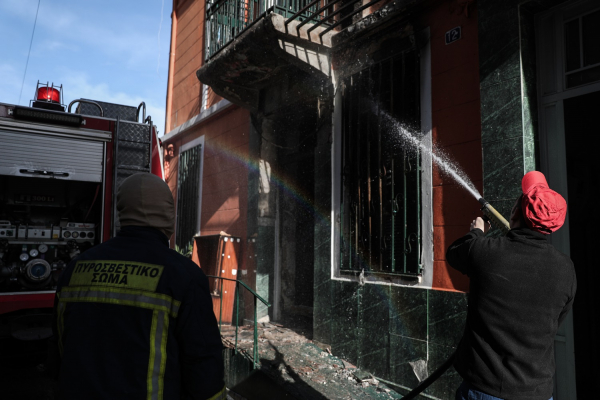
[478,198,511,234]
[372,103,514,398]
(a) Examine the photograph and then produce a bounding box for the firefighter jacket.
[52,226,225,400]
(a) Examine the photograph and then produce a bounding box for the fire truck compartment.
[0,175,103,294]
[0,127,107,182]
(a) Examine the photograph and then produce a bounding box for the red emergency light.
[31,81,65,112]
[36,86,61,103]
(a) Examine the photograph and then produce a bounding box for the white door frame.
[535,1,600,398]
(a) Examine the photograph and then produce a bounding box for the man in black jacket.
[447,171,576,400]
[51,173,225,399]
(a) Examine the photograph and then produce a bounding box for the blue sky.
[0,0,172,136]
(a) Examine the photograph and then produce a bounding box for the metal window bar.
[176,145,202,252]
[207,275,271,369]
[293,0,343,34]
[309,0,384,38]
[340,49,421,277]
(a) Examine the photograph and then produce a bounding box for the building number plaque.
[445,26,461,45]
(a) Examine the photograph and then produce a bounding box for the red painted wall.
[197,107,250,238]
[167,0,224,133]
[166,0,250,248]
[424,2,481,292]
[164,106,251,245]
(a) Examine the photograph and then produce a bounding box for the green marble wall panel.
[482,138,525,201]
[313,117,332,347]
[480,78,523,144]
[479,30,520,89]
[313,279,332,342]
[389,334,427,388]
[479,0,535,202]
[425,342,462,399]
[427,290,467,348]
[330,281,360,360]
[255,226,275,320]
[320,281,467,394]
[359,346,389,378]
[390,286,427,341]
[357,284,391,377]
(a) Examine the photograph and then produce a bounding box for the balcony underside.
[197,13,334,112]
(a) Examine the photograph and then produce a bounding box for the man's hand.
[470,217,490,233]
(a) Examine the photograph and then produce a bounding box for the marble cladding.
[480,78,523,144]
[478,0,539,202]
[313,281,468,397]
[481,138,524,201]
[255,226,275,320]
[313,116,333,348]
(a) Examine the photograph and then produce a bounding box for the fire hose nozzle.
[478,197,511,235]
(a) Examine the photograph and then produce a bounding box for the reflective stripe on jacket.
[53,226,224,400]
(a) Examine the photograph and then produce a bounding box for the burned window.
[176,144,202,253]
[340,49,422,277]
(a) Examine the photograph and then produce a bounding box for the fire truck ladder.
[70,99,154,236]
[112,116,153,236]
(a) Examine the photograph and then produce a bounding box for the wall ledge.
[161,99,233,142]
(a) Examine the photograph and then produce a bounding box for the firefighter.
[50,173,225,399]
[446,171,576,400]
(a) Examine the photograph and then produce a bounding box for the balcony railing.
[205,0,386,59]
[208,275,271,369]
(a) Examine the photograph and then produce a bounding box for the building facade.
[162,0,598,398]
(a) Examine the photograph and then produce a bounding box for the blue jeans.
[455,381,553,400]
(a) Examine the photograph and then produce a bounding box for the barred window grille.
[176,144,202,252]
[340,48,422,277]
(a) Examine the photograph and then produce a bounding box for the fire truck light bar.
[12,106,82,127]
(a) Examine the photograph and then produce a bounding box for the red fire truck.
[0,82,163,339]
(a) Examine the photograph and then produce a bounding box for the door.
[536,2,600,399]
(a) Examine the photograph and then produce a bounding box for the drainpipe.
[165,1,178,135]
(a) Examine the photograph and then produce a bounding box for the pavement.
[221,321,405,400]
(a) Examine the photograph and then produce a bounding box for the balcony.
[199,0,411,111]
[205,0,328,60]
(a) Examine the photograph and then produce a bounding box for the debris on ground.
[220,323,403,399]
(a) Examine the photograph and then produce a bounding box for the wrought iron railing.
[205,0,385,59]
[207,275,271,369]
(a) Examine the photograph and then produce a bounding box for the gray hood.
[117,173,175,239]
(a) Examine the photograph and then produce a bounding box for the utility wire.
[18,0,41,105]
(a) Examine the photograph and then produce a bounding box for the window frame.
[331,28,433,288]
[175,136,205,251]
[562,6,600,89]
